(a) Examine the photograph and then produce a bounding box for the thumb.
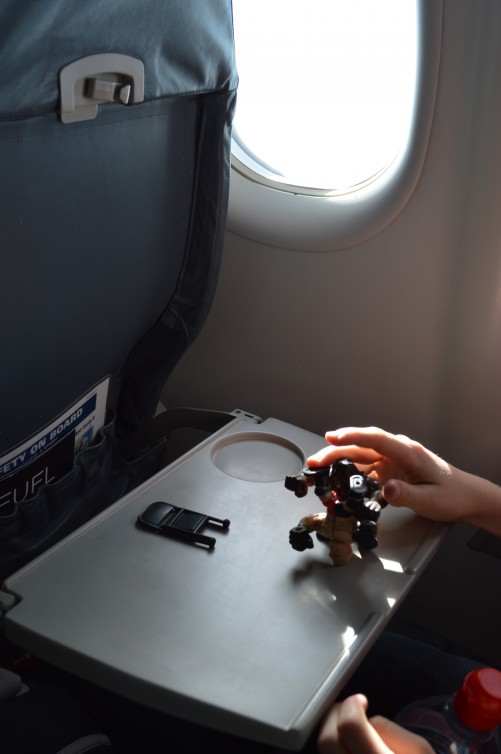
[383,478,452,524]
[383,479,416,508]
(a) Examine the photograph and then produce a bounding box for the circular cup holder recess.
[210,432,305,482]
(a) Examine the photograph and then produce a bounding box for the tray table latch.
[59,53,144,124]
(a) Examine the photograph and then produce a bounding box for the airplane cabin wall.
[162,0,501,664]
[165,0,501,482]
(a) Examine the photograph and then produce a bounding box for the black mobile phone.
[137,501,230,549]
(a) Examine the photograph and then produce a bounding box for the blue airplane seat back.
[0,1,238,582]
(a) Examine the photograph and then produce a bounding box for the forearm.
[458,470,501,538]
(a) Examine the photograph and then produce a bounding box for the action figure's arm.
[289,512,327,552]
[285,466,332,500]
[285,473,311,498]
[300,512,328,532]
[357,497,383,522]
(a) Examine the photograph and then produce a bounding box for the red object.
[454,668,501,732]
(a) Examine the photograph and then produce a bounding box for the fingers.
[370,716,436,754]
[317,696,436,754]
[317,695,396,754]
[307,443,383,469]
[306,426,409,473]
[308,435,381,466]
[323,427,418,468]
[307,427,441,486]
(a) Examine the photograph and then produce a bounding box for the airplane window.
[232,0,417,194]
[228,0,442,251]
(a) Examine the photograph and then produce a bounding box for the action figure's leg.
[326,516,354,566]
[352,519,379,550]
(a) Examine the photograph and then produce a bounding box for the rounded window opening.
[232,0,418,195]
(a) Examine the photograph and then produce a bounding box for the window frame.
[227,0,443,251]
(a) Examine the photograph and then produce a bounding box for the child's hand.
[317,694,434,754]
[307,426,500,531]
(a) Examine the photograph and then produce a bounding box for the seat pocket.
[0,412,168,583]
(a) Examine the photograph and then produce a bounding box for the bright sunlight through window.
[232,0,418,193]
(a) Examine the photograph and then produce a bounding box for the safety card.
[0,377,109,515]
